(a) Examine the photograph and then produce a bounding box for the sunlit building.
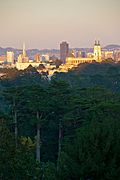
[76,51,86,58]
[41,54,49,62]
[104,51,114,60]
[16,43,39,70]
[87,53,94,58]
[16,43,54,70]
[34,54,41,62]
[7,51,14,63]
[93,41,102,62]
[17,43,29,63]
[0,55,6,64]
[65,41,102,66]
[114,50,120,61]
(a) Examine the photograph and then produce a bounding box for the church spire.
[23,42,26,57]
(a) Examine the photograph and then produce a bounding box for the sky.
[0,0,120,49]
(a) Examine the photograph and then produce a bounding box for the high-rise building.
[94,41,102,62]
[7,51,14,63]
[60,41,69,64]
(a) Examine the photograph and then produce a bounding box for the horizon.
[0,43,120,50]
[0,0,120,49]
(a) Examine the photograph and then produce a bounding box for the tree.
[58,101,120,180]
[3,87,24,147]
[23,85,50,162]
[43,161,56,180]
[49,80,71,169]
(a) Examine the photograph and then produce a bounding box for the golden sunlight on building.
[17,43,29,63]
[104,51,114,60]
[16,43,41,70]
[7,51,14,64]
[59,41,102,72]
[66,40,102,66]
[93,41,102,62]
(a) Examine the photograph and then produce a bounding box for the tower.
[23,42,26,57]
[94,40,102,62]
[17,43,29,63]
[60,41,69,64]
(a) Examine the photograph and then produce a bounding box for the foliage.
[0,63,120,179]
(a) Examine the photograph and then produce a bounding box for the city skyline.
[0,41,120,50]
[0,0,120,49]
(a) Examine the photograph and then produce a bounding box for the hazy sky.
[0,0,120,49]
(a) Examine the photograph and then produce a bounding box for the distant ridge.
[104,44,120,50]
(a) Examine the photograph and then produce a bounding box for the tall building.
[94,41,102,62]
[7,51,14,63]
[60,41,69,64]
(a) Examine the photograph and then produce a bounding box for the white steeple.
[23,42,26,57]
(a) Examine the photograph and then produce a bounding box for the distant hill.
[0,47,60,60]
[104,44,120,50]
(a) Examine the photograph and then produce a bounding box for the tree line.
[0,63,120,179]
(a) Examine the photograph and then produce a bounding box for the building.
[66,57,94,66]
[16,43,51,70]
[65,41,102,66]
[114,50,120,61]
[60,41,69,64]
[104,51,114,60]
[87,53,94,58]
[17,43,29,63]
[76,51,86,58]
[7,51,14,63]
[61,50,94,70]
[16,62,42,70]
[0,55,6,64]
[41,54,49,62]
[94,41,102,62]
[34,54,41,62]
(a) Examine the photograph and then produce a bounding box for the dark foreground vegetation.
[0,62,120,179]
